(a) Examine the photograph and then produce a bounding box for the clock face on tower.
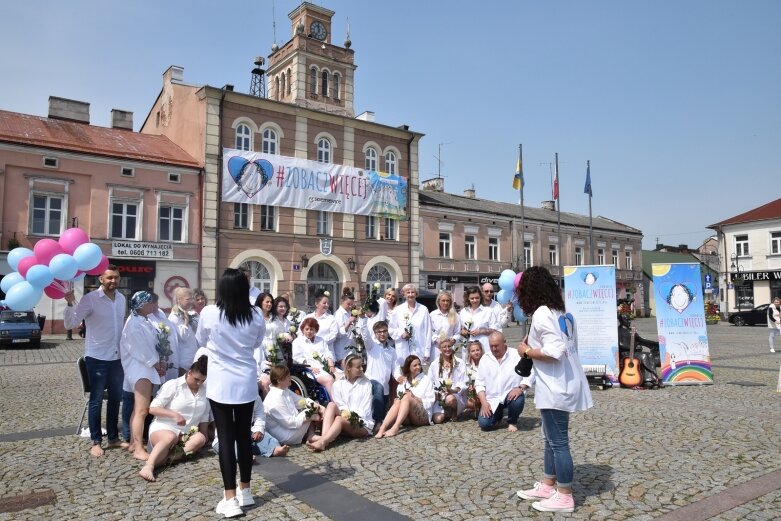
[310,20,327,41]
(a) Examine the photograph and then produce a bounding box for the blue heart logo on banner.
[227,157,273,198]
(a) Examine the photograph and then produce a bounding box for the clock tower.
[266,2,356,117]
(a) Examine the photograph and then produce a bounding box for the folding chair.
[76,356,107,435]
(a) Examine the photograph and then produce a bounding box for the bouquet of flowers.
[297,398,320,419]
[288,307,302,334]
[312,352,333,377]
[396,378,419,399]
[346,309,366,359]
[465,369,476,400]
[168,426,199,464]
[266,340,281,366]
[155,322,174,370]
[403,313,415,350]
[275,333,293,365]
[360,283,382,315]
[433,378,453,407]
[341,409,365,429]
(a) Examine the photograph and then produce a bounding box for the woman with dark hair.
[458,285,499,365]
[255,291,274,396]
[333,288,357,366]
[193,289,208,314]
[374,355,434,438]
[515,266,592,514]
[271,295,294,362]
[139,355,210,482]
[196,268,265,518]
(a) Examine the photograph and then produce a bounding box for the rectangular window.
[612,249,619,268]
[159,205,184,242]
[168,173,180,183]
[121,167,134,177]
[597,248,605,264]
[735,280,754,309]
[625,251,633,270]
[548,244,558,266]
[524,241,532,269]
[365,216,377,239]
[383,218,396,241]
[234,203,249,229]
[575,247,583,266]
[31,194,64,235]
[488,237,499,261]
[260,205,275,231]
[439,233,451,258]
[735,234,749,257]
[464,235,476,260]
[111,201,138,239]
[771,232,781,255]
[316,211,331,236]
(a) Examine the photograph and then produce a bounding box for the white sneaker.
[215,497,243,518]
[772,348,776,353]
[237,486,255,507]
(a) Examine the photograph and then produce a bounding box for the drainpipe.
[215,87,227,291]
[718,225,728,319]
[406,133,414,285]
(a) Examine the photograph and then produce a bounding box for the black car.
[728,304,769,326]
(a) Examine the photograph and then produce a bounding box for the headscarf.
[130,291,154,314]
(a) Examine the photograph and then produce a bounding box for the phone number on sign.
[114,249,172,258]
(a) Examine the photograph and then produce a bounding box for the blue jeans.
[478,392,525,431]
[540,409,573,488]
[122,391,134,442]
[85,357,124,444]
[370,379,389,425]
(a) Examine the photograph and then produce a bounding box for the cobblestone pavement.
[1,320,779,520]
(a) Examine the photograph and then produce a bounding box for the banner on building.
[221,148,407,219]
[652,263,713,385]
[564,265,620,384]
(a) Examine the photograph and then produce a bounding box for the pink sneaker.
[516,481,555,500]
[532,491,575,512]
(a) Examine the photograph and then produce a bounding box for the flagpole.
[587,160,594,264]
[555,153,562,286]
[519,144,525,271]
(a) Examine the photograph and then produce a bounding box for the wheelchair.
[288,362,331,405]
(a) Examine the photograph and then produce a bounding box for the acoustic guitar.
[619,326,642,388]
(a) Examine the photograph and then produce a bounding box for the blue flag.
[584,164,592,196]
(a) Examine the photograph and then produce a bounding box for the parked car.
[0,310,42,348]
[728,304,769,326]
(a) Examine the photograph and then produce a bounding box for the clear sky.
[2,1,779,250]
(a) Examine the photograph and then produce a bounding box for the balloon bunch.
[495,269,526,322]
[1,229,108,311]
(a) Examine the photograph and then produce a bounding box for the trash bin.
[37,314,46,330]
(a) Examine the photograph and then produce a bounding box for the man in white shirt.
[64,265,127,457]
[475,331,533,432]
[482,282,509,330]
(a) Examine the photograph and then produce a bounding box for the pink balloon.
[86,255,109,276]
[44,284,66,299]
[17,255,40,278]
[514,271,523,290]
[59,228,90,255]
[33,239,64,266]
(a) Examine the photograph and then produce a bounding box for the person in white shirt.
[271,296,294,365]
[332,289,357,365]
[482,282,510,329]
[515,266,593,514]
[291,317,335,396]
[139,355,210,482]
[64,265,127,457]
[389,283,433,366]
[307,354,373,451]
[375,355,435,438]
[305,291,339,359]
[120,291,166,461]
[767,297,781,353]
[429,291,462,362]
[384,287,398,315]
[465,341,484,413]
[195,268,265,518]
[459,286,500,365]
[475,331,532,432]
[255,292,276,396]
[359,318,396,428]
[149,293,180,382]
[168,287,200,376]
[428,338,467,423]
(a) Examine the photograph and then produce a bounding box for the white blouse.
[429,308,462,359]
[399,372,436,424]
[427,356,468,414]
[291,335,332,371]
[195,305,264,404]
[332,306,356,362]
[359,318,397,394]
[149,375,210,434]
[120,314,161,392]
[458,305,499,361]
[263,386,311,446]
[305,311,339,359]
[168,310,200,372]
[331,376,374,431]
[389,302,434,365]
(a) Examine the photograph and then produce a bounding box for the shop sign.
[112,241,173,259]
[731,270,781,282]
[109,259,156,279]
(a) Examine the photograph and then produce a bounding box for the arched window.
[384,151,397,174]
[235,124,251,151]
[365,148,378,171]
[333,73,340,100]
[317,138,331,163]
[274,76,280,100]
[286,68,292,95]
[321,70,329,97]
[366,264,393,294]
[262,129,278,155]
[280,73,286,99]
[240,260,272,293]
[310,67,318,96]
[307,262,340,310]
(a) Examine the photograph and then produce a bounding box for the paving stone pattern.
[0,321,779,520]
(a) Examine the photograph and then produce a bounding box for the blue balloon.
[49,253,79,281]
[496,289,511,305]
[7,247,34,272]
[0,272,25,294]
[5,281,43,311]
[498,269,516,291]
[73,243,103,271]
[25,264,54,289]
[513,302,527,322]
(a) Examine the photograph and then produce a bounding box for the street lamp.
[346,257,356,271]
[730,253,744,282]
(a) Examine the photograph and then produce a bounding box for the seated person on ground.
[375,355,435,438]
[428,338,467,423]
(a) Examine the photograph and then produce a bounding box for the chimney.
[48,96,90,124]
[678,244,689,252]
[541,200,555,211]
[356,111,375,122]
[111,109,133,130]
[463,188,476,199]
[421,178,444,192]
[163,65,184,85]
